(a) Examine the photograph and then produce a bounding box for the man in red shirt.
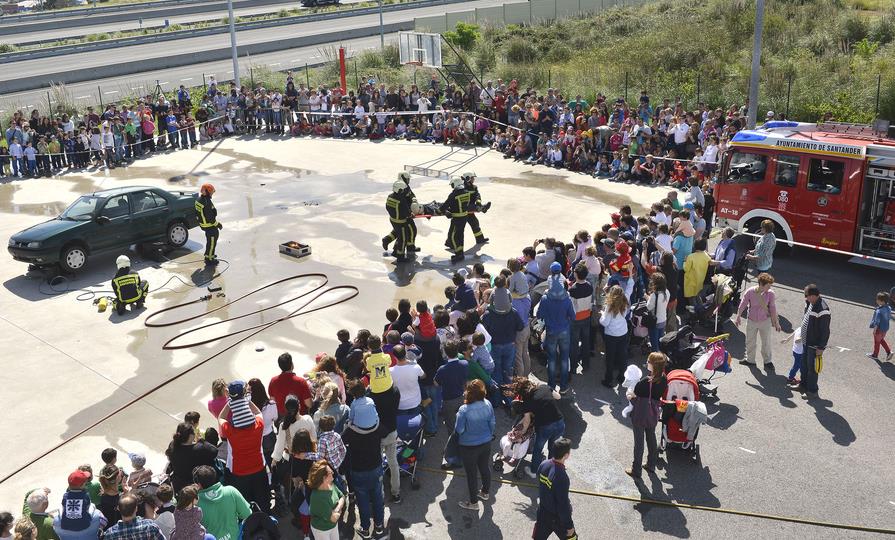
[218,400,269,511]
[267,352,312,416]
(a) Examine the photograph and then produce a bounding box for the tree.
[443,22,480,51]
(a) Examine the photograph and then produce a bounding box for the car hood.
[11,218,84,242]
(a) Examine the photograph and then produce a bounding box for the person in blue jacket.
[533,437,577,540]
[869,291,892,361]
[537,262,576,395]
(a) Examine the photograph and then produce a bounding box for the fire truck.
[714,121,895,260]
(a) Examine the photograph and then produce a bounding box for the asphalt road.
[0,33,396,112]
[0,0,370,45]
[0,0,499,83]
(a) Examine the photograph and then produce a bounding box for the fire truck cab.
[715,121,895,259]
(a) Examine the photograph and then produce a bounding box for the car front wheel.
[166,221,189,248]
[60,245,88,272]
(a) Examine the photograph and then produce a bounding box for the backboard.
[398,31,442,68]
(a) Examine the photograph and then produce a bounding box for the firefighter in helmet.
[461,171,491,244]
[111,255,148,315]
[443,175,471,263]
[381,177,415,262]
[195,183,222,265]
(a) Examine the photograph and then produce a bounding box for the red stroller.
[659,369,701,462]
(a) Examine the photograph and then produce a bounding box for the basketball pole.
[378,0,385,49]
[339,47,347,94]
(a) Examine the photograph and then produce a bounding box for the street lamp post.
[746,0,765,129]
[227,0,240,89]
[378,0,384,49]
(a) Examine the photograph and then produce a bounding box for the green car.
[8,186,200,272]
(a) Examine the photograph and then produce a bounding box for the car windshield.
[59,196,100,220]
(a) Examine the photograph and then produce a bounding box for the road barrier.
[1,22,413,95]
[0,0,458,65]
[0,0,297,33]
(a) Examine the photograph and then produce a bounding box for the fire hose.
[0,273,358,485]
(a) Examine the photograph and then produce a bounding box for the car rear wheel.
[166,221,189,248]
[60,245,88,272]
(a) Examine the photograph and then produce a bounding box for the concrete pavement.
[0,135,892,538]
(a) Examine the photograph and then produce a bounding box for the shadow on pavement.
[808,398,856,447]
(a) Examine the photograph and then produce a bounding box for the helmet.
[450,176,464,189]
[397,171,411,182]
[200,183,215,196]
[116,255,131,269]
[392,180,407,193]
[461,171,476,181]
[410,202,421,214]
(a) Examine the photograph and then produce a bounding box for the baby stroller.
[686,259,747,333]
[384,412,424,490]
[659,369,702,462]
[492,404,535,478]
[660,326,731,398]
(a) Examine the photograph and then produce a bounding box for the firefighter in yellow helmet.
[461,171,491,244]
[382,178,415,262]
[196,183,222,265]
[443,175,471,263]
[111,255,148,315]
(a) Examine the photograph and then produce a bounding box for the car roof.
[90,186,161,197]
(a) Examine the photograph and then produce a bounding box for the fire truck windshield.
[724,151,767,184]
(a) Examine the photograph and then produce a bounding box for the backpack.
[239,503,281,540]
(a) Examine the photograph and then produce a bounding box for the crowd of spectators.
[0,70,781,189]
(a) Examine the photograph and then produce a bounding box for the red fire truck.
[714,121,895,259]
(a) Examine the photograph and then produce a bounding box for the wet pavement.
[0,136,893,539]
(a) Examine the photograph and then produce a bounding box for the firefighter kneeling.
[112,255,148,315]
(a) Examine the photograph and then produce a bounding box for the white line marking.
[594,398,611,406]
[836,346,851,352]
[890,501,895,506]
[269,62,281,66]
[738,447,756,454]
[130,87,142,91]
[292,58,302,62]
[226,70,233,73]
[104,91,118,95]
[160,81,169,85]
[76,95,91,99]
[180,77,193,81]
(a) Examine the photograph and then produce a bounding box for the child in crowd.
[226,380,255,428]
[412,300,437,340]
[471,332,494,377]
[335,329,353,366]
[316,414,347,492]
[383,307,399,336]
[868,291,893,361]
[125,452,152,490]
[782,327,804,387]
[401,332,422,363]
[171,485,208,540]
[184,411,203,441]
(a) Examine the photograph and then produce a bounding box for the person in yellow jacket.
[111,255,148,315]
[443,176,471,264]
[195,183,222,265]
[381,175,416,262]
[683,238,711,310]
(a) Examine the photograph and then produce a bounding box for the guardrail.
[0,0,206,23]
[0,0,455,64]
[0,0,297,35]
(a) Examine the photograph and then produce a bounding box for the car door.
[90,194,134,252]
[793,156,851,249]
[129,190,169,243]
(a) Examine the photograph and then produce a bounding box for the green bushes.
[449,0,895,122]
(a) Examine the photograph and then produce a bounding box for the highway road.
[0,0,370,45]
[0,33,399,113]
[0,0,498,83]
